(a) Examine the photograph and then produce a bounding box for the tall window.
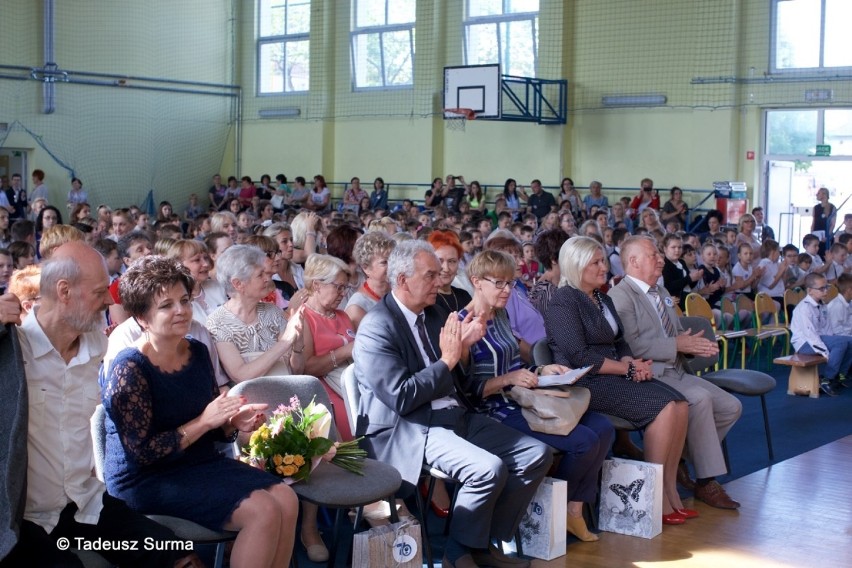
[258,0,310,94]
[772,0,852,71]
[351,0,416,90]
[464,0,538,77]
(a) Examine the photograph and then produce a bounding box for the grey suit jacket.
[352,294,459,486]
[608,276,687,378]
[0,324,27,560]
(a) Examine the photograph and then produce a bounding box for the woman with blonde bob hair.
[545,236,691,525]
[345,231,396,329]
[462,249,614,541]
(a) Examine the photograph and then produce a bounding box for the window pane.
[775,0,821,69]
[468,0,502,18]
[259,42,285,93]
[388,0,416,25]
[466,23,498,66]
[507,0,539,14]
[260,0,286,37]
[824,0,852,68]
[355,0,386,28]
[353,33,383,87]
[766,110,819,155]
[285,40,310,91]
[500,19,536,76]
[383,30,413,85]
[824,110,852,157]
[287,0,311,34]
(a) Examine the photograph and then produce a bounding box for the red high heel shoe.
[662,511,686,525]
[676,508,699,519]
[419,480,449,518]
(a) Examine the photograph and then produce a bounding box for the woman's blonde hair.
[39,225,84,260]
[164,239,206,261]
[467,250,515,281]
[303,253,350,290]
[558,236,605,289]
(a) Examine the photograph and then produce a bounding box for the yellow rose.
[282,455,295,465]
[272,455,284,466]
[293,455,305,467]
[276,465,286,475]
[282,465,298,476]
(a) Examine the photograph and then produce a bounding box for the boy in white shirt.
[825,242,847,284]
[802,234,829,275]
[826,273,852,337]
[790,273,852,396]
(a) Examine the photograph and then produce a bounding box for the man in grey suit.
[354,240,552,568]
[609,236,742,510]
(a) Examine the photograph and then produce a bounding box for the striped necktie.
[648,285,676,338]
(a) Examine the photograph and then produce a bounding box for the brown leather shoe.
[443,553,480,568]
[676,461,695,492]
[694,480,740,509]
[471,544,530,568]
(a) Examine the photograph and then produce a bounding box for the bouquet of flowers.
[241,395,366,482]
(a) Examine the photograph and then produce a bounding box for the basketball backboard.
[443,64,501,119]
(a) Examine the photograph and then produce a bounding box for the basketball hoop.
[443,108,475,132]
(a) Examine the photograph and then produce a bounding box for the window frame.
[350,0,416,92]
[256,0,311,96]
[770,0,852,74]
[463,0,539,78]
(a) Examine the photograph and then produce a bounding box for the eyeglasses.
[809,285,830,292]
[481,277,514,290]
[266,250,283,259]
[324,282,353,293]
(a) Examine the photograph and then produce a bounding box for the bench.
[774,354,827,398]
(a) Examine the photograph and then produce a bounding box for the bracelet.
[625,361,636,381]
[306,231,317,238]
[225,428,239,443]
[330,349,338,369]
[177,425,187,440]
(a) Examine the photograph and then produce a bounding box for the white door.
[766,160,795,246]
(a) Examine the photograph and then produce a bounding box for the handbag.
[507,385,590,436]
[502,477,567,560]
[352,519,422,568]
[598,457,663,539]
[270,194,286,210]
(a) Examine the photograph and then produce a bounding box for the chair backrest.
[340,363,359,436]
[754,292,780,327]
[679,316,719,374]
[783,287,805,324]
[531,339,554,366]
[684,293,715,324]
[229,375,340,441]
[719,297,739,331]
[826,283,839,303]
[91,405,107,482]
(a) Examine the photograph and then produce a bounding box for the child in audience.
[731,242,764,301]
[826,273,852,337]
[519,225,535,242]
[757,239,788,307]
[780,245,805,288]
[825,242,846,283]
[696,242,727,324]
[838,233,852,271]
[790,273,852,396]
[184,193,203,220]
[797,253,813,276]
[0,249,12,294]
[803,234,828,274]
[459,230,475,267]
[520,241,539,285]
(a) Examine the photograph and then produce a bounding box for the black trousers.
[1,493,180,567]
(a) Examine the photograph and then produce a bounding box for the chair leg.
[442,482,460,536]
[413,486,434,568]
[326,508,344,568]
[213,542,226,568]
[514,529,524,557]
[760,394,775,461]
[721,438,731,474]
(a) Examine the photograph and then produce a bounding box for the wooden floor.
[536,435,852,568]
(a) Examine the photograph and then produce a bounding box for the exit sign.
[815,144,831,157]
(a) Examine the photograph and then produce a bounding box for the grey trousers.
[423,408,552,549]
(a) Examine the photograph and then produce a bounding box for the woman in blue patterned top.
[459,250,614,543]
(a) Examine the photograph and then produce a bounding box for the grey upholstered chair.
[229,374,402,568]
[680,316,777,465]
[90,405,237,568]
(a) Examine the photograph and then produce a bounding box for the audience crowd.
[1,170,849,568]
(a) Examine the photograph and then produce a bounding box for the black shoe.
[819,381,838,397]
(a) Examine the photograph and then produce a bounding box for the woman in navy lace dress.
[102,256,298,568]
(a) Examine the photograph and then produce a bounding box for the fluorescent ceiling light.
[258,108,301,118]
[601,94,667,107]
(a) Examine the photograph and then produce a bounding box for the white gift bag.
[598,457,663,539]
[352,519,422,568]
[503,477,567,561]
